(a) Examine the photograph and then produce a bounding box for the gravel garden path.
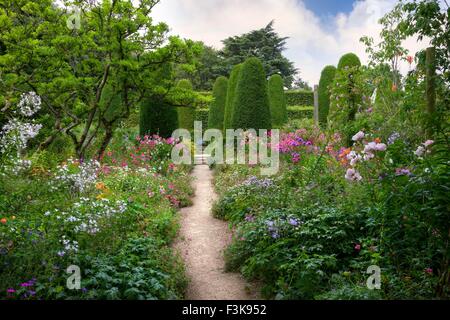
[174,164,259,300]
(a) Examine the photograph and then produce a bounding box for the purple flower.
[289,218,299,226]
[271,232,280,239]
[245,215,255,222]
[7,288,15,293]
[395,168,412,176]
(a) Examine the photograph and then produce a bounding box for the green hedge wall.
[285,90,314,106]
[287,106,314,120]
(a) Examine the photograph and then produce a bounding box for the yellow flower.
[96,193,106,200]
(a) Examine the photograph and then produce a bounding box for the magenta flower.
[354,244,361,251]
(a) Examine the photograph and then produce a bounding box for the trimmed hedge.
[318,65,337,128]
[208,76,228,130]
[268,74,287,127]
[176,79,195,131]
[232,57,271,130]
[139,96,178,138]
[287,106,314,120]
[223,64,242,130]
[285,90,314,106]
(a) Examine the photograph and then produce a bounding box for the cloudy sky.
[151,0,431,86]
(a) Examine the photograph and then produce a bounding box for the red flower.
[406,55,413,64]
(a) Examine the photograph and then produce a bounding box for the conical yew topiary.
[176,79,195,131]
[208,76,228,130]
[223,64,242,130]
[318,65,337,127]
[231,57,271,130]
[268,74,287,127]
[139,96,178,138]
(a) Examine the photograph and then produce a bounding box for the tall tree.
[0,0,198,158]
[220,21,297,88]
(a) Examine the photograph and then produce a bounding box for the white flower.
[347,151,362,167]
[352,131,365,142]
[415,146,426,157]
[17,92,41,117]
[345,168,362,182]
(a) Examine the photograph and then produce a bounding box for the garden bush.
[337,53,361,70]
[328,53,362,142]
[268,74,288,127]
[208,76,228,130]
[232,57,272,130]
[139,96,179,138]
[223,64,242,130]
[318,65,337,127]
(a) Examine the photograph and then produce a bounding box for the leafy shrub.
[328,54,362,142]
[337,53,361,69]
[232,57,271,130]
[268,74,287,127]
[208,76,228,130]
[318,65,337,127]
[139,96,178,138]
[223,64,242,130]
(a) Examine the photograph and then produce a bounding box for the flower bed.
[213,128,449,300]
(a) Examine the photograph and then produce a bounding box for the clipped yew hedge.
[285,90,314,106]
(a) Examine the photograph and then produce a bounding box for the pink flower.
[354,244,361,251]
[352,131,365,142]
[375,143,387,151]
[423,140,434,147]
[425,268,433,275]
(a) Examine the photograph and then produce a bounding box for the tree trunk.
[426,46,436,135]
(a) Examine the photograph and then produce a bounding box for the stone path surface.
[174,164,259,300]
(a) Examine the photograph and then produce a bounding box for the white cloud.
[151,0,430,85]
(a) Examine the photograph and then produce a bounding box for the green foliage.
[139,97,178,138]
[223,64,242,130]
[232,58,272,130]
[0,0,198,157]
[176,43,225,91]
[337,53,362,70]
[221,21,297,88]
[286,106,314,120]
[268,74,287,127]
[318,65,337,127]
[285,90,314,106]
[208,76,228,130]
[176,79,196,131]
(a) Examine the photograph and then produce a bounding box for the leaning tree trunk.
[96,123,114,159]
